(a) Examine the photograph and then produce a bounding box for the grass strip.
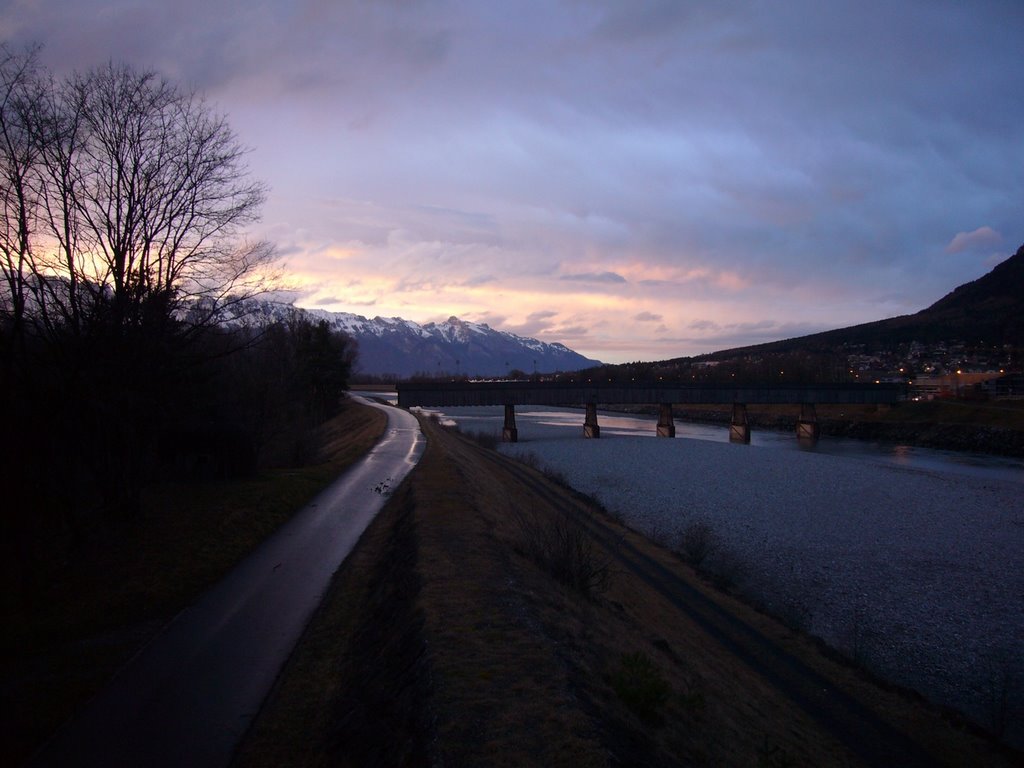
[1,397,387,767]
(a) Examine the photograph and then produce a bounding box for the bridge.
[396,381,907,443]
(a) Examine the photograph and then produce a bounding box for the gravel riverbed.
[499,433,1024,744]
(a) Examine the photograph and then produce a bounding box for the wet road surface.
[29,399,424,768]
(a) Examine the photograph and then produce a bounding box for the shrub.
[514,451,543,471]
[645,520,673,548]
[679,687,705,715]
[467,430,499,450]
[611,651,671,722]
[678,520,718,568]
[703,547,748,592]
[758,739,797,768]
[512,507,610,597]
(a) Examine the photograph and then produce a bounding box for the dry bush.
[514,451,543,470]
[678,520,719,567]
[611,651,671,722]
[436,419,500,450]
[645,520,674,548]
[758,737,798,768]
[703,547,749,592]
[512,506,610,597]
[466,430,500,450]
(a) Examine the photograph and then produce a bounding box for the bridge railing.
[396,380,907,408]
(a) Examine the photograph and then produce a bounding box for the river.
[394,399,1024,746]
[419,402,1024,484]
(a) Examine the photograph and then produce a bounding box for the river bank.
[607,400,1024,457]
[498,430,1024,749]
[235,416,1019,766]
[821,418,1024,455]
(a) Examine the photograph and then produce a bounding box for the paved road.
[29,399,424,768]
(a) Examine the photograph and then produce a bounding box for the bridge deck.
[396,381,906,408]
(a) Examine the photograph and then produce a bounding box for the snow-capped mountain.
[232,301,602,377]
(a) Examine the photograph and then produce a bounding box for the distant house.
[985,372,1024,399]
[909,372,1004,400]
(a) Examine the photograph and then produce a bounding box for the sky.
[3,0,1023,363]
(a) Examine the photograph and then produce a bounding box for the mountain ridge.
[232,301,602,377]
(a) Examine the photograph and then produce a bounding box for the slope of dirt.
[236,414,1019,767]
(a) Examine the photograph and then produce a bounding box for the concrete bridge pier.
[584,402,601,438]
[656,403,676,437]
[797,403,819,443]
[729,403,751,444]
[502,404,518,443]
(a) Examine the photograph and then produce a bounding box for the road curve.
[29,399,424,768]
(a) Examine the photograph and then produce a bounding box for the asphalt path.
[29,399,424,768]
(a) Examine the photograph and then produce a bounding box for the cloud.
[945,226,1002,254]
[8,1,1024,363]
[315,296,376,307]
[559,271,627,284]
[528,310,559,321]
[550,325,589,339]
[660,320,839,351]
[272,243,306,258]
[463,274,497,287]
[689,319,720,331]
[505,310,560,337]
[730,320,776,332]
[260,288,311,304]
[468,311,508,328]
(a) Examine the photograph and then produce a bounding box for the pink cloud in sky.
[945,226,1002,254]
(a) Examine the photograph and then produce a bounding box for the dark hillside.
[928,243,1024,313]
[701,242,1024,360]
[918,243,1024,343]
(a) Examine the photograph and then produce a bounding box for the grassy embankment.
[656,399,1024,456]
[234,413,1019,767]
[1,398,387,767]
[855,398,1024,427]
[666,398,1024,426]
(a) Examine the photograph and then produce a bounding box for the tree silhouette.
[0,48,282,598]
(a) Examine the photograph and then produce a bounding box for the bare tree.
[29,61,274,335]
[0,51,281,524]
[29,63,87,337]
[0,43,43,348]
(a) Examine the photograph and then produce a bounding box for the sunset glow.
[7,1,1022,363]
